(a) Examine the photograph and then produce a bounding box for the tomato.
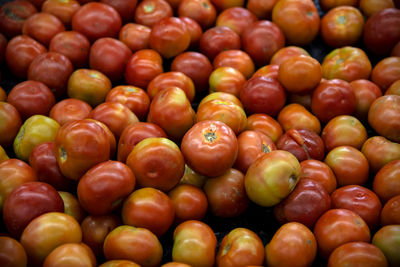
[20,212,82,267]
[208,66,246,97]
[179,164,207,187]
[100,260,141,267]
[81,214,121,257]
[327,242,388,267]
[350,79,383,122]
[67,69,112,107]
[368,95,400,142]
[42,0,81,26]
[246,114,282,143]
[0,0,38,38]
[168,184,208,223]
[54,119,111,181]
[177,0,217,29]
[181,120,238,177]
[148,87,195,141]
[386,79,400,95]
[313,209,371,259]
[274,178,331,228]
[278,55,322,94]
[171,52,213,93]
[5,35,47,79]
[58,191,86,223]
[241,20,285,66]
[300,159,337,194]
[270,46,310,66]
[27,51,74,99]
[215,7,257,36]
[196,99,247,135]
[43,243,96,267]
[321,115,368,151]
[72,2,122,42]
[134,0,173,27]
[100,0,138,23]
[320,6,364,48]
[272,0,320,46]
[240,76,286,117]
[246,0,278,19]
[319,0,358,11]
[13,115,60,162]
[49,98,92,126]
[321,46,372,82]
[172,220,217,267]
[0,159,37,210]
[252,64,279,80]
[89,37,132,82]
[0,236,27,267]
[361,136,400,173]
[103,225,163,267]
[380,195,400,225]
[325,146,369,186]
[311,79,356,123]
[277,103,321,134]
[119,23,151,52]
[373,159,400,203]
[213,50,254,80]
[217,228,264,267]
[199,26,241,60]
[371,56,400,92]
[161,263,191,267]
[276,129,325,162]
[198,91,243,109]
[22,12,65,46]
[363,8,400,55]
[265,222,317,267]
[0,102,22,148]
[147,71,195,102]
[125,49,164,89]
[372,225,400,267]
[331,185,382,230]
[179,16,203,49]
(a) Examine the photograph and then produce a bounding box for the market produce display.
[0,0,400,266]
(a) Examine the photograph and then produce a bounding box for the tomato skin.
[103,225,163,267]
[43,243,96,267]
[54,119,111,181]
[213,49,255,79]
[215,7,257,37]
[126,137,185,191]
[77,161,135,215]
[350,79,383,122]
[373,159,400,203]
[208,66,246,97]
[100,0,138,23]
[89,37,132,82]
[246,114,283,143]
[199,26,241,60]
[217,228,264,267]
[22,12,65,46]
[380,195,400,225]
[58,191,86,223]
[319,0,358,11]
[371,57,400,92]
[313,209,371,259]
[199,91,243,109]
[119,23,151,52]
[300,159,337,194]
[100,260,141,267]
[0,0,38,38]
[172,220,217,267]
[177,0,217,30]
[265,222,317,267]
[0,102,23,148]
[134,0,173,27]
[0,236,27,267]
[42,0,81,26]
[72,2,122,42]
[181,120,238,177]
[372,225,400,267]
[277,103,321,134]
[327,242,388,267]
[5,35,47,79]
[49,98,92,126]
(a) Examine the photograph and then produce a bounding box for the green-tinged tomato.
[372,225,400,267]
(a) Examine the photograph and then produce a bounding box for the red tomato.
[277,103,321,134]
[42,0,81,26]
[372,225,400,267]
[59,191,86,223]
[246,0,278,19]
[179,16,203,49]
[252,64,279,80]
[134,0,173,27]
[215,7,257,37]
[380,195,400,225]
[22,12,65,46]
[100,260,141,267]
[270,46,310,66]
[246,113,283,143]
[213,49,255,79]
[199,26,241,60]
[350,79,383,122]
[119,23,151,52]
[0,236,27,267]
[208,66,246,97]
[181,120,238,177]
[49,98,92,126]
[373,159,400,203]
[89,37,132,81]
[0,0,38,38]
[72,2,122,42]
[300,159,337,194]
[313,209,371,259]
[121,187,175,237]
[0,102,23,147]
[177,0,217,29]
[371,57,400,92]
[361,136,400,173]
[100,0,138,23]
[319,0,358,11]
[43,243,96,267]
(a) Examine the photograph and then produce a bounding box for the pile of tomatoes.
[0,0,400,266]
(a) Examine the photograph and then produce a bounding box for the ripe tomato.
[41,0,81,26]
[0,236,27,267]
[119,23,151,52]
[373,159,400,203]
[270,46,310,66]
[372,225,400,267]
[177,0,217,29]
[277,103,321,134]
[371,56,400,92]
[361,136,400,173]
[59,191,86,223]
[215,7,257,37]
[22,12,65,46]
[246,113,283,143]
[380,195,400,225]
[0,102,23,148]
[350,79,383,122]
[199,26,241,60]
[300,159,337,194]
[43,243,96,267]
[100,0,138,23]
[0,0,38,38]
[208,66,246,97]
[213,49,255,79]
[49,98,92,126]
[134,0,173,27]
[179,16,203,49]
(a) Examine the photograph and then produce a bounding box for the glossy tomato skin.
[3,181,64,238]
[380,195,400,225]
[313,209,371,259]
[72,2,122,42]
[22,12,65,46]
[89,37,132,81]
[213,49,255,79]
[371,56,400,92]
[100,0,138,23]
[327,242,388,267]
[241,20,285,66]
[77,161,135,215]
[240,76,286,116]
[300,159,337,194]
[199,26,241,60]
[134,0,173,27]
[331,185,382,230]
[311,79,356,123]
[54,119,111,181]
[0,102,23,148]
[181,120,238,177]
[373,159,400,203]
[361,136,400,173]
[49,98,92,126]
[172,220,217,267]
[58,191,86,223]
[208,66,246,97]
[265,222,317,267]
[368,95,400,142]
[0,236,27,267]
[363,8,400,55]
[217,228,264,267]
[246,113,283,143]
[27,51,74,99]
[198,91,243,109]
[119,23,151,52]
[43,243,96,267]
[274,178,331,228]
[5,35,47,79]
[0,0,38,38]
[350,79,383,122]
[42,0,81,26]
[103,225,163,267]
[7,80,56,120]
[177,0,217,29]
[372,225,400,267]
[276,129,325,162]
[277,103,321,134]
[100,260,141,267]
[125,49,163,88]
[215,7,257,37]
